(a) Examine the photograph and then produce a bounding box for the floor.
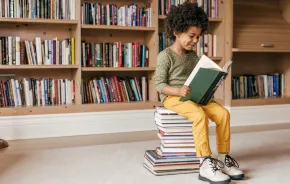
[0,129,290,184]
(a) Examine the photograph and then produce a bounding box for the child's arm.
[154,52,189,97]
[162,85,189,97]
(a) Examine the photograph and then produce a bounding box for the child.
[154,2,244,184]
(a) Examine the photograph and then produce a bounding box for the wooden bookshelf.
[158,16,223,22]
[81,25,156,31]
[0,101,162,116]
[226,0,290,107]
[0,0,257,115]
[0,18,78,25]
[82,67,156,72]
[232,48,290,53]
[232,97,290,107]
[0,65,79,70]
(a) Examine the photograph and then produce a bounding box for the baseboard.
[1,104,290,140]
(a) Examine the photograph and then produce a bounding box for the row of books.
[158,32,217,57]
[0,0,75,20]
[0,78,76,107]
[81,41,149,68]
[143,106,199,176]
[194,33,217,57]
[158,32,173,53]
[82,76,147,104]
[0,36,75,65]
[158,0,218,18]
[232,73,286,99]
[81,3,152,27]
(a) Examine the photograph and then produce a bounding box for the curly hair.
[165,2,209,41]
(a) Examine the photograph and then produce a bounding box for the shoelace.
[224,154,239,168]
[200,156,225,173]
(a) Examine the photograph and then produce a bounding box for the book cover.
[180,55,232,105]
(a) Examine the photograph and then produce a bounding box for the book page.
[184,55,222,86]
[222,60,233,72]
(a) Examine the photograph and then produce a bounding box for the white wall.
[1,104,290,140]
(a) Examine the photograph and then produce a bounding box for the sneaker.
[199,156,231,184]
[218,154,244,180]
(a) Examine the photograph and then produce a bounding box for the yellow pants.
[163,96,230,157]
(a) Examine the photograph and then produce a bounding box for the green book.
[180,55,232,105]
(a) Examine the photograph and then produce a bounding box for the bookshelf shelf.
[0,18,78,25]
[229,0,290,107]
[0,0,232,115]
[82,67,156,72]
[0,101,162,116]
[81,25,156,31]
[0,65,79,70]
[232,48,290,53]
[158,15,223,22]
[210,57,223,61]
[231,97,290,107]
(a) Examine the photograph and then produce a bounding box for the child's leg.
[202,100,244,180]
[163,96,211,157]
[201,100,230,153]
[163,96,231,183]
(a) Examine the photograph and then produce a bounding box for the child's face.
[175,26,202,51]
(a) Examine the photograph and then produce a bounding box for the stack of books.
[143,106,200,176]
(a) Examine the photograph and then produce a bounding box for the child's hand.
[179,85,190,97]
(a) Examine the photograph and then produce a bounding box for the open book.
[179,55,232,105]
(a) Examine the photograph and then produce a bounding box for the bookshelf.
[5,0,283,116]
[228,0,290,107]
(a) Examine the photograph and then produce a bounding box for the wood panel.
[0,18,78,25]
[233,0,290,52]
[0,101,162,116]
[0,24,75,41]
[279,0,290,24]
[232,97,290,107]
[232,53,286,76]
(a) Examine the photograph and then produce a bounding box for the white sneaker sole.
[198,174,231,184]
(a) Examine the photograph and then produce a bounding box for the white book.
[23,78,31,106]
[15,80,22,106]
[58,79,61,105]
[35,37,42,65]
[159,131,193,136]
[15,36,20,65]
[8,36,12,65]
[155,121,192,128]
[161,142,195,148]
[160,145,196,153]
[158,126,192,133]
[161,139,195,144]
[155,116,192,124]
[157,133,193,140]
[66,79,70,104]
[10,79,17,106]
[155,106,177,115]
[263,75,268,97]
[184,55,232,86]
[155,112,187,120]
[142,77,146,101]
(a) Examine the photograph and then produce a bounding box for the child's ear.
[173,30,180,38]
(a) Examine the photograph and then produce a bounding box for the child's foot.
[199,156,231,184]
[218,154,244,180]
